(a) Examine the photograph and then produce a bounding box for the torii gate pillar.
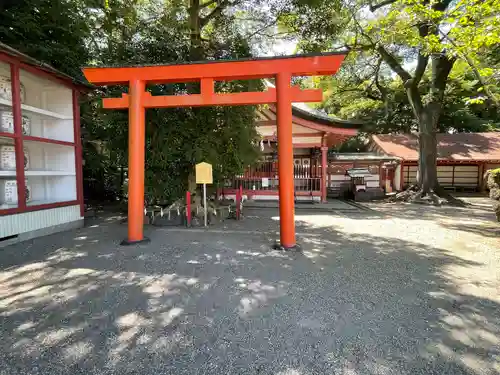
[124,79,148,245]
[276,72,296,248]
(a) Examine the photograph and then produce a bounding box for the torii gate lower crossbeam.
[83,52,347,249]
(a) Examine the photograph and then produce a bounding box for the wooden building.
[370,132,500,191]
[222,103,362,201]
[0,43,85,246]
[326,153,399,198]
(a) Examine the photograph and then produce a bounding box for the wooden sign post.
[195,162,213,227]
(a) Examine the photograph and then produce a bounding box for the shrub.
[494,201,500,222]
[486,168,500,221]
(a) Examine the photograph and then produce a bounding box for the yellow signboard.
[195,162,213,184]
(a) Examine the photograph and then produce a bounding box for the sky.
[266,39,297,56]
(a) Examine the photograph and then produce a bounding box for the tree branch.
[369,0,397,12]
[200,0,230,27]
[438,29,500,107]
[199,0,218,8]
[413,52,429,85]
[346,2,423,118]
[346,5,413,84]
[376,45,412,83]
[413,23,430,86]
[373,58,391,117]
[431,53,455,95]
[373,59,388,99]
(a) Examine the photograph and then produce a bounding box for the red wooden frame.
[262,117,358,136]
[262,132,323,139]
[0,52,81,90]
[293,143,322,148]
[222,189,322,197]
[0,131,16,139]
[73,90,85,217]
[0,54,84,217]
[84,53,345,85]
[104,86,323,108]
[23,135,75,147]
[11,64,26,210]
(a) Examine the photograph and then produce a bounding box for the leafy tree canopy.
[277,0,500,195]
[1,0,264,204]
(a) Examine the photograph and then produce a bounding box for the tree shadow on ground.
[365,201,499,238]
[0,208,499,374]
[439,221,500,238]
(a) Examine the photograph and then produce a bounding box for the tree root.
[390,185,467,207]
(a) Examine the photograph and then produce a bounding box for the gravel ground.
[0,203,499,375]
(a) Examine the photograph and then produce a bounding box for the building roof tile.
[372,132,500,161]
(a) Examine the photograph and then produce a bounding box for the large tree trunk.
[418,106,439,194]
[395,53,462,205]
[189,0,203,61]
[418,131,439,193]
[417,54,455,196]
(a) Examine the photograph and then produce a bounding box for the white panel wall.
[404,164,479,188]
[328,174,379,188]
[20,69,73,117]
[448,165,479,187]
[256,126,274,136]
[293,136,321,144]
[292,123,318,133]
[27,175,77,203]
[404,165,418,185]
[28,117,74,142]
[0,204,81,238]
[24,141,75,172]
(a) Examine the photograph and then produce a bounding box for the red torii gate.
[83,52,346,248]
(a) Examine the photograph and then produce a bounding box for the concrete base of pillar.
[272,242,302,252]
[120,237,151,246]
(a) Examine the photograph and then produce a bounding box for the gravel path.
[0,203,498,374]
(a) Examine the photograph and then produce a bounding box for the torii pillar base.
[121,237,151,246]
[272,242,302,252]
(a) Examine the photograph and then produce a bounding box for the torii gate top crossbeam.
[83,52,346,85]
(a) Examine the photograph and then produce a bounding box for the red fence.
[226,161,322,192]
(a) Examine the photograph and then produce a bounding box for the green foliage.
[485,167,500,221]
[285,0,500,145]
[1,0,262,205]
[487,168,500,189]
[0,0,90,79]
[316,58,499,136]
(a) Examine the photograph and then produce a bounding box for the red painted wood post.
[126,79,146,243]
[11,64,26,210]
[239,184,244,219]
[236,188,241,220]
[73,89,84,217]
[321,145,328,203]
[186,191,191,227]
[400,162,405,190]
[276,71,296,248]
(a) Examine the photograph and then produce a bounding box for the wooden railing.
[227,161,322,192]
